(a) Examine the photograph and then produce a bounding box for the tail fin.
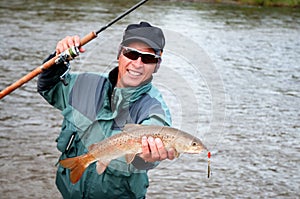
[59,154,94,184]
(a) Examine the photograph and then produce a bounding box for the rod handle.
[0,66,44,99]
[80,31,97,46]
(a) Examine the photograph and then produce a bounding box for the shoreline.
[175,0,300,7]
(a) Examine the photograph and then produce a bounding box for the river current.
[0,1,299,198]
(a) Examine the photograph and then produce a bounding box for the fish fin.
[96,161,110,174]
[125,154,136,164]
[59,154,94,184]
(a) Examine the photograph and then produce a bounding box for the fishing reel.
[55,46,80,86]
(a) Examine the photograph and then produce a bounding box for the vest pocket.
[56,129,78,157]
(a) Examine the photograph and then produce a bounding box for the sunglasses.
[122,46,160,64]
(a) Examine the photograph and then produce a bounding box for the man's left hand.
[139,136,176,162]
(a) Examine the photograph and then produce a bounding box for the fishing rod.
[0,0,149,100]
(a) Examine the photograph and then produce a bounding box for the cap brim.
[121,36,161,52]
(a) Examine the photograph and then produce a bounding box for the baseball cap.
[121,21,165,54]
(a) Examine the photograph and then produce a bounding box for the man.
[38,22,175,198]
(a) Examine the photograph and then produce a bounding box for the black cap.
[121,22,165,54]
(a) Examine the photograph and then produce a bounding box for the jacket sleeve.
[37,52,74,110]
[37,51,68,92]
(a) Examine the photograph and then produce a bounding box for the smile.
[127,69,142,76]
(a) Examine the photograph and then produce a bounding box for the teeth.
[128,69,142,76]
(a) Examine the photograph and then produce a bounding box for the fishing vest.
[38,67,171,199]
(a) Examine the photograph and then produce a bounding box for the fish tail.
[59,154,95,184]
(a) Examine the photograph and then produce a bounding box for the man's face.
[117,41,158,88]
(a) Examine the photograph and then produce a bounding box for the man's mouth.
[127,69,142,76]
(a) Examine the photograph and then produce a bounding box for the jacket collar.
[108,67,152,111]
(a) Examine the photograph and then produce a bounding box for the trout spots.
[114,138,123,146]
[153,133,173,141]
[153,132,161,137]
[162,135,170,140]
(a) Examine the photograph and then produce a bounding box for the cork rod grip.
[80,31,97,46]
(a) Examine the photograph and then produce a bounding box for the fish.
[59,124,207,184]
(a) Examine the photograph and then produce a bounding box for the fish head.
[173,133,207,154]
[187,136,207,153]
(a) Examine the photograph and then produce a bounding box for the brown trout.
[59,124,207,183]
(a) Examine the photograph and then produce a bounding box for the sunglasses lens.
[141,54,158,64]
[122,48,159,64]
[123,50,139,60]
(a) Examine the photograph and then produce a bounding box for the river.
[0,0,299,198]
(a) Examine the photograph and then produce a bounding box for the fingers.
[56,35,85,55]
[73,35,80,47]
[140,136,174,162]
[167,148,176,160]
[141,136,151,160]
[147,137,160,161]
[154,138,168,160]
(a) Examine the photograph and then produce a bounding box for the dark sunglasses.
[122,46,160,64]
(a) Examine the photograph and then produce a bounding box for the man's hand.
[139,136,176,162]
[56,35,86,55]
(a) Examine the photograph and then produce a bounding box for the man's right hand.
[56,35,86,55]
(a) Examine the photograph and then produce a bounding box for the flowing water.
[0,0,299,198]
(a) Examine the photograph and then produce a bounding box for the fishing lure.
[207,151,211,178]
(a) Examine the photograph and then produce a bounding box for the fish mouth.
[186,146,208,154]
[192,137,208,152]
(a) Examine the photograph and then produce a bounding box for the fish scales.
[59,124,207,184]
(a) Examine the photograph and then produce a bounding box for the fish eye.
[192,142,197,146]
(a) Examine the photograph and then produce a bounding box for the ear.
[154,58,162,73]
[117,45,122,60]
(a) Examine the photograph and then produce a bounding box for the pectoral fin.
[96,161,110,174]
[125,154,137,164]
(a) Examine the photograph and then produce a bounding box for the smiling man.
[38,22,175,199]
[117,42,159,88]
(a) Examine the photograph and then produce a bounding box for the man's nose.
[132,57,143,67]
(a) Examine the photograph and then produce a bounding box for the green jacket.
[38,57,171,199]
